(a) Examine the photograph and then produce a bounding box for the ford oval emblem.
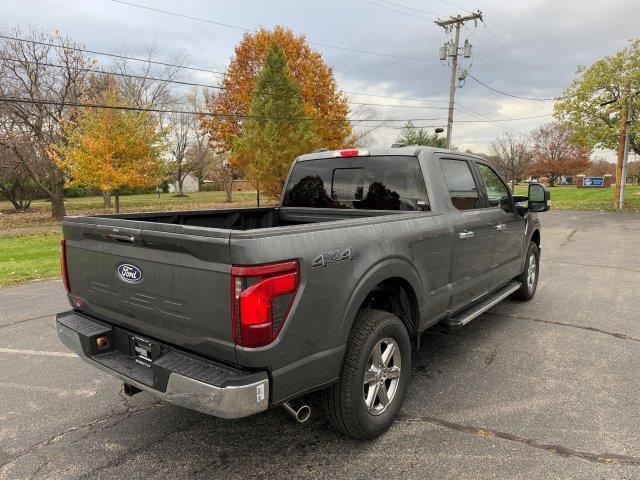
[117,263,142,283]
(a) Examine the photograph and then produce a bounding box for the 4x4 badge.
[312,248,355,268]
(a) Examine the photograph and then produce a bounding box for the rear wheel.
[322,309,411,440]
[513,241,539,300]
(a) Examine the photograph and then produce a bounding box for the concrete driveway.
[1,210,639,479]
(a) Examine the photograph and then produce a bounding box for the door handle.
[458,230,475,239]
[108,233,135,243]
[495,224,507,231]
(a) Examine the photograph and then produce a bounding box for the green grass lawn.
[513,185,640,212]
[0,233,62,286]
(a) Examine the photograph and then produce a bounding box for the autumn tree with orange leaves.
[528,123,591,186]
[202,26,352,177]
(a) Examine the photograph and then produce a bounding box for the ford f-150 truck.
[56,146,550,439]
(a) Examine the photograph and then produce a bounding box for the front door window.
[476,163,513,213]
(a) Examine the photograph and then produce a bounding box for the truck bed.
[93,206,399,231]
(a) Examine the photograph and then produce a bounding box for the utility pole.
[619,95,634,209]
[436,11,483,149]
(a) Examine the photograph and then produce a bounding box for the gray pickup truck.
[56,146,549,439]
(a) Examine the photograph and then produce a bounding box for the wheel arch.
[338,258,425,346]
[530,228,540,247]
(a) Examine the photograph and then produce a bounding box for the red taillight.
[230,260,299,348]
[60,238,70,292]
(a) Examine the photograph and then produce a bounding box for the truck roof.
[297,146,454,162]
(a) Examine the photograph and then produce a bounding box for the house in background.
[168,173,199,193]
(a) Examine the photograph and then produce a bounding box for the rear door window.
[440,159,481,211]
[282,156,429,211]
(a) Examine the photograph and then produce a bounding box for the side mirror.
[528,183,550,212]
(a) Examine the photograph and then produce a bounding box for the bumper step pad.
[56,310,269,419]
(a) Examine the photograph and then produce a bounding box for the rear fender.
[338,257,425,345]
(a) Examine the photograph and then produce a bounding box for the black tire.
[513,241,540,300]
[322,309,411,440]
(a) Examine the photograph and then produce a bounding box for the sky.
[1,0,639,159]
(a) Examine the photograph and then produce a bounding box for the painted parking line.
[0,347,77,358]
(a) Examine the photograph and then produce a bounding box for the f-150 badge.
[312,248,355,268]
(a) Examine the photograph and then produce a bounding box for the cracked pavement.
[1,210,639,479]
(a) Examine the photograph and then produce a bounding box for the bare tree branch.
[0,27,90,217]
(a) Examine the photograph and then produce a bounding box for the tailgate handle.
[108,233,135,244]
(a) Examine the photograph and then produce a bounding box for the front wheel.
[322,309,411,440]
[513,241,540,300]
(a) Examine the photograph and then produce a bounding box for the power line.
[0,54,451,109]
[366,0,444,17]
[467,73,561,101]
[344,91,447,103]
[0,34,227,77]
[480,21,544,93]
[438,0,474,15]
[463,26,533,96]
[464,48,518,94]
[0,55,227,91]
[350,101,449,109]
[109,0,437,62]
[454,103,525,135]
[0,95,547,136]
[2,95,548,125]
[358,0,435,21]
[352,111,551,129]
[0,96,454,123]
[0,33,453,106]
[0,42,450,107]
[352,123,442,129]
[456,105,521,134]
[435,112,551,123]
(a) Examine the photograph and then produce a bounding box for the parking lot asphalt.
[1,210,639,480]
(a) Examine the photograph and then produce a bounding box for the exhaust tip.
[283,399,311,423]
[296,404,311,423]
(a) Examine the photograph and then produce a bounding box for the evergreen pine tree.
[233,42,319,197]
[396,121,447,148]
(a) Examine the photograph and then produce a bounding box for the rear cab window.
[282,155,430,211]
[440,158,481,211]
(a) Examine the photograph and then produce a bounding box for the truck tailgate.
[62,218,237,364]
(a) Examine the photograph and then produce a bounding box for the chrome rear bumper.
[56,311,269,419]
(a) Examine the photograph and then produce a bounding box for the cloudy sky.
[2,0,639,158]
